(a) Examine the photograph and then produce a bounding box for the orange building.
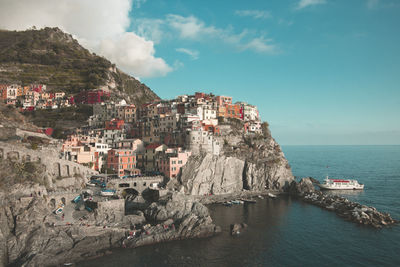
[107,149,137,177]
[202,123,220,135]
[217,103,242,119]
[105,118,125,130]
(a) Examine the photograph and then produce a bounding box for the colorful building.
[107,149,137,177]
[74,90,110,104]
[157,149,192,178]
[216,95,232,106]
[105,118,125,130]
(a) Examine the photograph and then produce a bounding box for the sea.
[79,145,400,267]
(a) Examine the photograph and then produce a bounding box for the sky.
[0,0,399,145]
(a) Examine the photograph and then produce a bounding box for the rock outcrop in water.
[124,193,220,248]
[171,124,294,196]
[290,178,398,228]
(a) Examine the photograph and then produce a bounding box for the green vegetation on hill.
[0,27,111,91]
[23,105,93,135]
[0,27,159,104]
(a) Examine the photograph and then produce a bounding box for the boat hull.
[318,184,364,190]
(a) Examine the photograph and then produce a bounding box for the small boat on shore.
[267,193,277,198]
[318,176,364,190]
[223,201,233,206]
[231,200,244,204]
[100,189,116,196]
[239,198,257,203]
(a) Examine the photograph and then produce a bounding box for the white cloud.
[0,0,171,78]
[278,19,294,26]
[239,37,278,53]
[166,14,219,39]
[100,33,172,78]
[142,14,279,54]
[135,18,165,44]
[366,0,379,9]
[235,10,272,19]
[296,0,326,10]
[176,48,199,60]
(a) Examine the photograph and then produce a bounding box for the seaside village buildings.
[1,84,261,179]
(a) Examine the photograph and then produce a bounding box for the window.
[178,160,182,164]
[143,182,146,186]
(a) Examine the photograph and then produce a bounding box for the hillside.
[0,27,159,105]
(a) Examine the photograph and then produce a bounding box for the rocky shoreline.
[0,190,220,267]
[1,179,398,266]
[289,178,398,228]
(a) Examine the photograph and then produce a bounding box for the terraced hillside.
[0,27,159,105]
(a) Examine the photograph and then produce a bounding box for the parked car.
[53,204,64,215]
[72,195,81,203]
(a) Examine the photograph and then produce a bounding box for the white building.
[186,129,221,155]
[6,85,18,99]
[237,102,260,121]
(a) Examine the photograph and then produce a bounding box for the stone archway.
[53,163,61,177]
[122,188,139,199]
[50,198,56,209]
[62,165,70,177]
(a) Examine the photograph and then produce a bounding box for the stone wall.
[107,176,164,195]
[0,142,98,180]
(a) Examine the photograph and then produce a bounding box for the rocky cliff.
[172,122,294,196]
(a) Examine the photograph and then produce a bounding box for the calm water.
[80,145,400,266]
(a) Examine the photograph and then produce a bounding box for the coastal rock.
[289,177,316,196]
[173,134,294,196]
[126,193,219,248]
[230,223,248,235]
[299,190,397,228]
[178,154,245,195]
[0,187,219,267]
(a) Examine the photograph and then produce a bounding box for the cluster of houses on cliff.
[1,83,262,179]
[0,84,109,110]
[60,91,262,179]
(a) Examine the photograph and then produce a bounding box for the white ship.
[318,176,364,190]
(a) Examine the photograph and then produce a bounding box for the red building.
[107,149,137,177]
[74,90,110,104]
[105,119,125,130]
[203,124,220,135]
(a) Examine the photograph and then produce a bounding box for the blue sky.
[129,0,400,145]
[1,0,399,145]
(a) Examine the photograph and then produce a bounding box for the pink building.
[62,135,81,152]
[157,148,191,178]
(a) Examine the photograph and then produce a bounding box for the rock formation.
[0,187,218,266]
[124,193,220,248]
[290,178,398,228]
[172,124,294,196]
[230,223,248,236]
